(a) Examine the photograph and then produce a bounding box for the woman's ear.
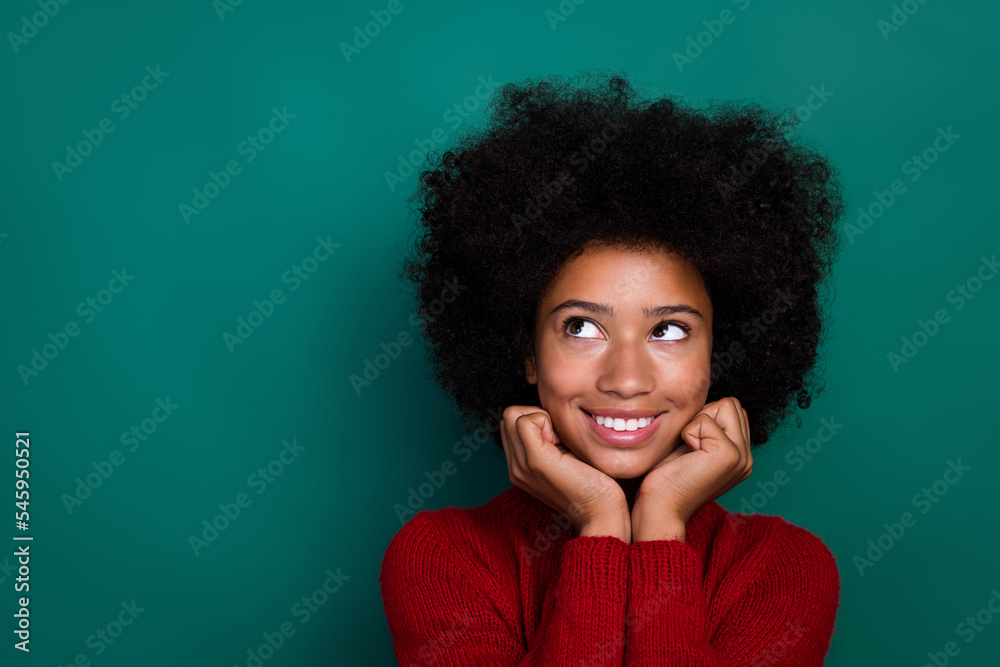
[524,355,537,385]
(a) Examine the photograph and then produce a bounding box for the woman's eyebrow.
[548,299,705,322]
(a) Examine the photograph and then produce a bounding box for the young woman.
[380,70,845,665]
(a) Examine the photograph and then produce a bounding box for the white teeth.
[594,415,654,430]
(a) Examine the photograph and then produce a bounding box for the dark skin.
[500,244,753,543]
[500,398,751,543]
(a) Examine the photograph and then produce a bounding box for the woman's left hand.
[630,397,753,543]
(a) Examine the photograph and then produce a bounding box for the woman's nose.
[596,340,654,397]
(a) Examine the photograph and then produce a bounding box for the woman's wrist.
[632,517,687,543]
[630,493,689,544]
[578,512,630,543]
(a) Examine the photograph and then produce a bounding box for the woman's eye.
[564,318,690,341]
[566,318,602,339]
[651,322,689,341]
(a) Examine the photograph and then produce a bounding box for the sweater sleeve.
[623,523,841,666]
[379,510,630,666]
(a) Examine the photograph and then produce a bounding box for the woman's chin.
[582,450,653,481]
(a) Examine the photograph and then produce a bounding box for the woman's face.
[524,243,713,480]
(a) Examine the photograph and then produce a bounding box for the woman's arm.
[379,511,632,666]
[622,524,841,666]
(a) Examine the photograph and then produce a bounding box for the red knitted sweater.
[379,485,840,666]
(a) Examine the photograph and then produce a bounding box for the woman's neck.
[616,475,644,513]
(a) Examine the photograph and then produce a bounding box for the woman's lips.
[581,408,663,447]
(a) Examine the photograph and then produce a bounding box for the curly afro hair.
[400,69,845,451]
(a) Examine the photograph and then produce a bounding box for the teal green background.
[2,0,997,665]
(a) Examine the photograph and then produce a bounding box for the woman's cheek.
[687,348,713,396]
[698,365,713,397]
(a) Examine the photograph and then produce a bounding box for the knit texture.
[379,485,841,666]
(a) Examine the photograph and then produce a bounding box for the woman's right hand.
[500,405,630,542]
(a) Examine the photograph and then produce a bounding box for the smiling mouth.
[581,408,665,433]
[580,408,663,447]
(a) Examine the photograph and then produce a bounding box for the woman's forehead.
[541,245,712,315]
